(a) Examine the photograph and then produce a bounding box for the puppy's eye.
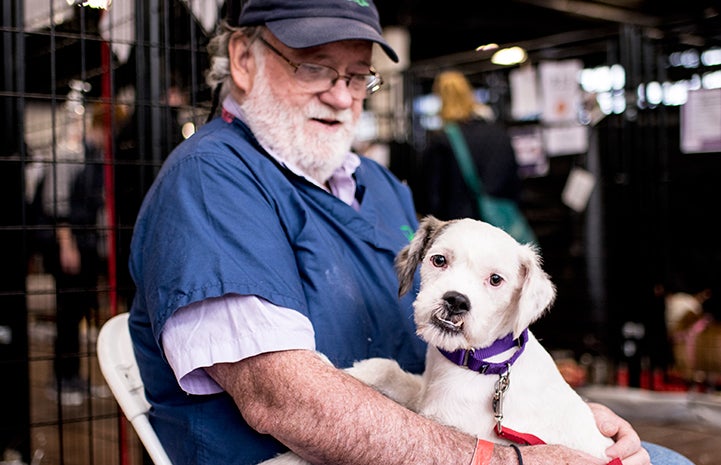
[430,254,447,268]
[489,274,503,286]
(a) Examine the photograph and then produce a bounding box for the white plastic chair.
[97,312,173,465]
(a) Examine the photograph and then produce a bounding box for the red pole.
[100,40,117,318]
[101,36,128,465]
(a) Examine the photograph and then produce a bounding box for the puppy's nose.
[442,291,470,315]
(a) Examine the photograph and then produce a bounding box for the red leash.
[496,426,623,465]
[496,425,545,445]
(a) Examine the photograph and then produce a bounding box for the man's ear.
[228,34,254,95]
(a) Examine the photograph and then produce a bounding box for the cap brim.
[266,17,399,63]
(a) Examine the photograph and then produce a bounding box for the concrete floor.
[579,385,721,465]
[27,316,145,465]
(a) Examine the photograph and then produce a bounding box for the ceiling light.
[475,43,499,52]
[67,0,112,8]
[491,46,528,66]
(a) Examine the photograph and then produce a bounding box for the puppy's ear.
[395,216,444,296]
[513,244,557,337]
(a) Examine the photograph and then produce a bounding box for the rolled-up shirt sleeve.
[161,293,316,395]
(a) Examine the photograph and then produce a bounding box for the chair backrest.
[97,312,173,465]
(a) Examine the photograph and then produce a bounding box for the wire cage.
[1,1,218,463]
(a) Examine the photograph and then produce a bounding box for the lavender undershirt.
[162,96,360,394]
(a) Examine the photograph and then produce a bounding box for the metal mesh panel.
[1,1,217,463]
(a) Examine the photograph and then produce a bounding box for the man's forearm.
[206,349,608,465]
[207,349,477,464]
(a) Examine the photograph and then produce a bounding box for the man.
[128,1,688,464]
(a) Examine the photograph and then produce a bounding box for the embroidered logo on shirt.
[400,225,415,242]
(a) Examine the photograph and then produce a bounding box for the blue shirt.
[128,115,425,464]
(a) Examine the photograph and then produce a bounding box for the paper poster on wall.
[543,125,589,156]
[539,60,583,124]
[562,167,596,213]
[510,64,541,120]
[508,125,548,178]
[681,88,721,154]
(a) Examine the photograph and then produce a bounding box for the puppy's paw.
[345,358,423,409]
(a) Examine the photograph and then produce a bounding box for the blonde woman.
[418,70,522,222]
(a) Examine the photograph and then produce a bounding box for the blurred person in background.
[417,70,523,222]
[29,100,108,405]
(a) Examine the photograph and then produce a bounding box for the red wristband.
[471,438,494,465]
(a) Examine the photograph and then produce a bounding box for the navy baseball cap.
[237,0,399,63]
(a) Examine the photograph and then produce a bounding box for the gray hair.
[205,22,262,115]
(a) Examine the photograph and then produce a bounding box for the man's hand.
[589,402,651,465]
[57,226,81,274]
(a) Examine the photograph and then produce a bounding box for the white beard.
[239,59,358,184]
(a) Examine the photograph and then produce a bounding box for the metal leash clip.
[492,363,511,434]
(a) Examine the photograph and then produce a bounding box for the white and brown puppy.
[260,216,614,464]
[350,216,614,459]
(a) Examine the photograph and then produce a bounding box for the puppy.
[260,216,614,464]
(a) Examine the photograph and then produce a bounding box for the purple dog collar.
[438,329,529,375]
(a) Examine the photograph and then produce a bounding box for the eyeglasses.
[257,36,384,99]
